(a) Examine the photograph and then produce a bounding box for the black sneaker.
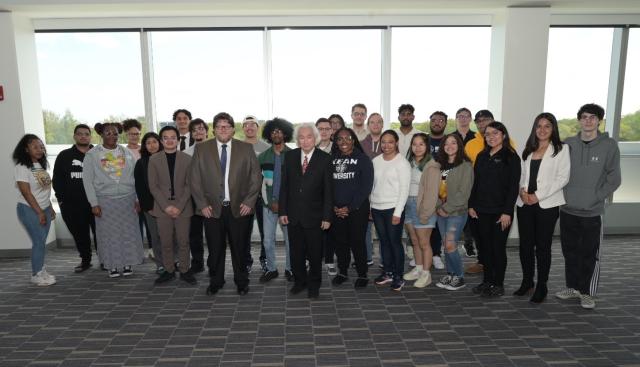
[354,277,369,288]
[481,285,504,297]
[285,270,294,282]
[122,266,133,276]
[332,274,348,286]
[180,270,197,285]
[155,271,176,284]
[108,268,120,278]
[463,243,476,257]
[259,270,279,283]
[472,282,490,294]
[190,262,204,274]
[74,262,92,273]
[444,276,466,291]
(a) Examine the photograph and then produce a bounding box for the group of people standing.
[13,102,620,309]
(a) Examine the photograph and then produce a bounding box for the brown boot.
[465,263,484,274]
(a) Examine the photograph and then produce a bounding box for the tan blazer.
[148,151,194,218]
[189,138,262,218]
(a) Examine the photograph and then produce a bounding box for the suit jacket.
[148,151,194,218]
[190,138,261,218]
[279,148,333,228]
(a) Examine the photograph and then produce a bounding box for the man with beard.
[52,124,96,273]
[395,104,421,157]
[427,111,449,270]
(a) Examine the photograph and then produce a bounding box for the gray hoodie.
[561,131,621,217]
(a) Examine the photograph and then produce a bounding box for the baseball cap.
[242,115,258,125]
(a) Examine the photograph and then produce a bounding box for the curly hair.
[331,127,364,156]
[262,117,294,144]
[94,122,123,135]
[122,118,142,132]
[13,134,48,169]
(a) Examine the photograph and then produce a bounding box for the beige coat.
[417,159,441,225]
[148,151,194,218]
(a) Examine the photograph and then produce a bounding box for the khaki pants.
[157,214,191,273]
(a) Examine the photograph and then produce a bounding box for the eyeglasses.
[335,136,353,142]
[162,136,178,141]
[270,129,283,135]
[317,127,332,132]
[484,130,502,137]
[192,126,207,132]
[103,131,118,137]
[215,125,233,131]
[127,132,141,136]
[430,118,446,123]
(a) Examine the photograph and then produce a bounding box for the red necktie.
[302,155,308,174]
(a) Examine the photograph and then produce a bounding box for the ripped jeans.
[437,215,467,277]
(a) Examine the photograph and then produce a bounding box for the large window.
[270,29,382,123]
[545,28,613,140]
[620,28,640,142]
[151,31,266,125]
[36,32,145,144]
[390,27,491,130]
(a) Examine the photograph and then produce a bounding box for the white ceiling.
[2,0,640,18]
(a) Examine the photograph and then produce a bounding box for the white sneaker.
[409,259,416,267]
[31,270,56,286]
[326,263,337,276]
[414,271,432,288]
[435,275,452,289]
[580,294,596,309]
[432,256,444,270]
[403,267,421,281]
[40,268,56,283]
[555,288,580,300]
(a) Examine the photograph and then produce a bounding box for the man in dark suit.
[190,112,262,295]
[279,123,333,299]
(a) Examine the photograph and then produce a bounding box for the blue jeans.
[17,203,52,275]
[263,206,290,272]
[437,215,467,277]
[371,208,405,279]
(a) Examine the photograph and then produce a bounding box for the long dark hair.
[406,133,430,171]
[436,133,470,167]
[331,127,364,156]
[140,132,163,159]
[522,112,563,160]
[12,134,48,169]
[483,121,516,154]
[380,130,399,153]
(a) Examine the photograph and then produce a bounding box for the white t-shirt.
[15,163,52,209]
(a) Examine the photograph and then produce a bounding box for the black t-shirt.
[166,152,177,198]
[528,159,541,194]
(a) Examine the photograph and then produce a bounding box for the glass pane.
[545,28,613,140]
[620,28,640,142]
[271,29,382,123]
[390,27,491,131]
[151,30,266,131]
[36,32,145,145]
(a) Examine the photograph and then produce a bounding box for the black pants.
[60,203,96,264]
[517,204,559,285]
[560,211,602,296]
[203,206,251,289]
[463,218,475,247]
[289,223,323,291]
[468,217,483,265]
[189,214,205,267]
[477,212,511,286]
[323,230,336,264]
[245,198,265,267]
[330,204,369,278]
[430,226,442,256]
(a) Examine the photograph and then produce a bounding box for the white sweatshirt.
[370,153,411,217]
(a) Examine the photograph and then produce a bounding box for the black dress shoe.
[285,270,294,282]
[190,263,204,274]
[332,274,348,286]
[530,283,548,304]
[290,284,307,295]
[513,281,534,296]
[308,288,319,299]
[155,271,176,284]
[237,286,249,295]
[74,262,92,273]
[206,285,220,295]
[180,270,198,285]
[354,277,369,288]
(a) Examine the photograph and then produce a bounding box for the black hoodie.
[52,145,93,207]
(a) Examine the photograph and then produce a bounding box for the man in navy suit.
[279,123,333,299]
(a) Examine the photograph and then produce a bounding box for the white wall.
[0,12,55,253]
